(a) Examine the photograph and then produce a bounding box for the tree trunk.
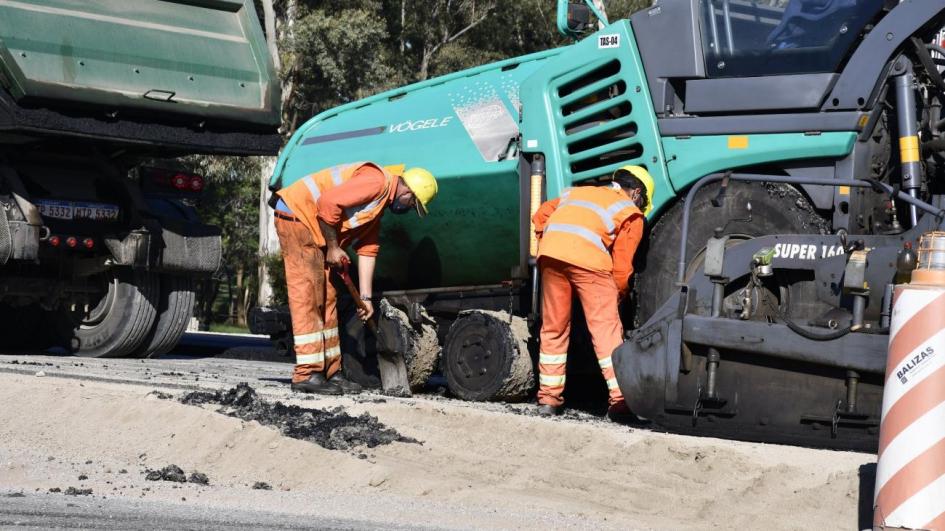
[257,157,280,306]
[235,265,244,326]
[592,0,607,29]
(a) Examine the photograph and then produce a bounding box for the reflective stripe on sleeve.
[559,199,615,233]
[597,356,613,369]
[606,377,620,390]
[539,374,566,387]
[544,223,607,253]
[296,352,325,365]
[323,328,339,340]
[539,352,568,365]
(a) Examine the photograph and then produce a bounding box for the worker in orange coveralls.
[273,162,438,394]
[531,165,653,420]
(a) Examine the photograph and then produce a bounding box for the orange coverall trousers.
[537,257,625,407]
[275,216,342,383]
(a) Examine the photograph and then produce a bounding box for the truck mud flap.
[152,221,222,274]
[104,220,222,274]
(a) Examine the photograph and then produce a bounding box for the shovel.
[335,262,411,397]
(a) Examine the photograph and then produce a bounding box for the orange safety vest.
[275,161,394,247]
[537,185,641,272]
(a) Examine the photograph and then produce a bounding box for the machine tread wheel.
[443,310,534,402]
[134,275,196,358]
[636,181,827,323]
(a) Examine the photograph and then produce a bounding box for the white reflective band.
[606,378,620,390]
[303,175,321,201]
[539,353,568,365]
[607,199,635,216]
[293,331,322,345]
[330,166,343,186]
[539,374,566,387]
[345,197,383,228]
[324,346,341,360]
[598,356,613,369]
[559,199,615,233]
[323,327,339,340]
[544,223,608,253]
[296,352,325,365]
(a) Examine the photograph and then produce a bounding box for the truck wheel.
[635,181,827,323]
[57,270,159,358]
[133,275,196,358]
[443,310,534,402]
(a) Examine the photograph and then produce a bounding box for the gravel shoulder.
[0,354,876,529]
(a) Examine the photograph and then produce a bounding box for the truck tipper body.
[0,0,280,357]
[268,0,945,451]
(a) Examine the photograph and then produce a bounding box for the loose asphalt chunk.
[179,383,420,451]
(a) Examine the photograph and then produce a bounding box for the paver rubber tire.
[58,269,159,358]
[133,275,196,358]
[634,181,827,325]
[443,310,534,402]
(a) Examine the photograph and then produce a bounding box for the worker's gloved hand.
[357,299,374,322]
[325,245,350,268]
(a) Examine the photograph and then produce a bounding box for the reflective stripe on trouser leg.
[275,217,328,383]
[569,262,625,406]
[539,352,568,405]
[537,258,573,407]
[324,275,343,379]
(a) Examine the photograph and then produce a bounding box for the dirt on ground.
[0,362,875,530]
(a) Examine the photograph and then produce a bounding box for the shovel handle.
[335,262,377,334]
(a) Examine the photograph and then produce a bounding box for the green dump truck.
[0,0,280,357]
[264,0,945,450]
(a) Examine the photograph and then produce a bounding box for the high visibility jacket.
[276,161,395,248]
[533,185,642,274]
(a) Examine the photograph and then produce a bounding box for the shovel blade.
[375,306,412,397]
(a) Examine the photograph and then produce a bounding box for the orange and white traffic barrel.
[875,231,945,530]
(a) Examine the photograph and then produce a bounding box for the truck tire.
[57,270,159,358]
[133,275,196,358]
[443,310,534,402]
[635,181,827,324]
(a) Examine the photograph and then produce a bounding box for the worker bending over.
[273,161,437,395]
[532,165,653,419]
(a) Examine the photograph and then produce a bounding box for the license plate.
[37,200,119,221]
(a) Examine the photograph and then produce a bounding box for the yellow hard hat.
[401,167,438,217]
[615,165,654,216]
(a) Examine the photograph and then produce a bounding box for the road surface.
[0,333,877,530]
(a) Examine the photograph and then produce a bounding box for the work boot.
[290,374,343,395]
[329,374,363,394]
[537,404,562,417]
[607,401,645,424]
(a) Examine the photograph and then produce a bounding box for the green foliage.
[264,252,288,306]
[185,155,262,325]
